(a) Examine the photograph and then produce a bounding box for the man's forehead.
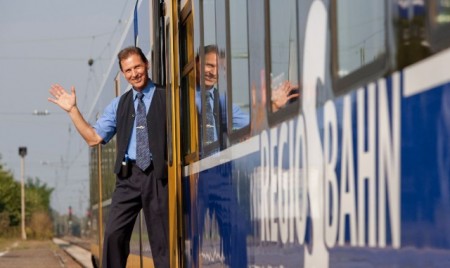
[121,55,147,66]
[205,52,217,61]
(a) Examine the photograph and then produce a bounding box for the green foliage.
[0,212,10,230]
[0,159,54,238]
[0,167,21,226]
[26,177,54,213]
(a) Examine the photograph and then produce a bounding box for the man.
[193,45,248,266]
[193,45,300,265]
[195,45,299,145]
[195,45,249,147]
[48,46,168,268]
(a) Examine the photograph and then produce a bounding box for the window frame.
[226,0,251,143]
[198,0,221,156]
[180,2,199,164]
[265,0,301,127]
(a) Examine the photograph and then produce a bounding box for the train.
[88,0,450,267]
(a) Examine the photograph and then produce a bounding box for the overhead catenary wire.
[0,31,114,44]
[0,1,137,216]
[49,2,137,206]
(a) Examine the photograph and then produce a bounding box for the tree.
[0,157,55,238]
[26,177,54,213]
[25,177,54,239]
[0,162,21,227]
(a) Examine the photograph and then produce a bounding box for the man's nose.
[205,68,214,75]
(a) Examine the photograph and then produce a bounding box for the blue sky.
[0,0,136,216]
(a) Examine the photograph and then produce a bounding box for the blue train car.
[90,0,450,267]
[173,0,450,267]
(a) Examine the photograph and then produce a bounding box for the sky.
[0,0,136,217]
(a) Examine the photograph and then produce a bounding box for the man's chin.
[132,80,147,90]
[205,83,215,89]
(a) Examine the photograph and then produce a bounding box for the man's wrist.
[68,105,79,115]
[272,101,280,112]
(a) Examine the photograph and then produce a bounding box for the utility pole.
[18,147,27,240]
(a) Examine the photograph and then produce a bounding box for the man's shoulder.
[153,83,166,100]
[118,89,133,102]
[153,83,165,91]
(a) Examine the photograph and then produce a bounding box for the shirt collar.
[207,88,215,99]
[132,79,153,100]
[196,86,216,99]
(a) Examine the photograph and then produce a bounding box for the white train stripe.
[404,47,450,97]
[184,135,260,175]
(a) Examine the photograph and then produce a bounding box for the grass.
[0,237,58,252]
[0,237,19,252]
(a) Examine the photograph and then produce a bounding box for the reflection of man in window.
[195,45,300,145]
[195,45,249,144]
[271,79,299,112]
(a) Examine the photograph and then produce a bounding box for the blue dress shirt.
[93,79,156,160]
[195,87,249,135]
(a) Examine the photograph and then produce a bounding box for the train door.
[179,1,200,266]
[165,1,182,267]
[165,0,197,267]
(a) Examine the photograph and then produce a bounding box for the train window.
[331,0,388,94]
[180,6,198,163]
[267,0,300,125]
[428,0,450,51]
[214,0,231,149]
[228,0,251,138]
[196,0,251,156]
[196,0,221,156]
[203,0,217,45]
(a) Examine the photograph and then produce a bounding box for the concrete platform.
[53,237,93,268]
[0,239,82,268]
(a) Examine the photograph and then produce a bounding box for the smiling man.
[195,45,250,147]
[48,46,169,268]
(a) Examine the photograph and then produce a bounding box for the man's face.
[121,54,149,90]
[201,52,218,90]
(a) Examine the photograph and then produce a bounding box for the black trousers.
[102,162,169,268]
[194,164,247,267]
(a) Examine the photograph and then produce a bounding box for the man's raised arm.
[48,84,103,146]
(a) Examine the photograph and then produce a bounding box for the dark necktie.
[204,91,216,144]
[136,92,151,171]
